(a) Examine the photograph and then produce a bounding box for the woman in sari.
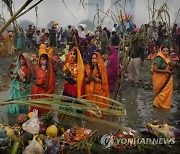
[16,28,26,51]
[106,46,119,92]
[63,47,84,98]
[85,52,109,117]
[0,31,12,57]
[84,38,97,64]
[7,53,31,114]
[152,46,174,109]
[29,53,56,116]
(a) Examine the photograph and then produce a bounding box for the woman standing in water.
[152,46,174,109]
[29,53,55,116]
[84,52,109,117]
[8,53,31,114]
[106,46,119,92]
[63,47,84,98]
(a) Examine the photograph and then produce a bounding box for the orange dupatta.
[85,52,109,108]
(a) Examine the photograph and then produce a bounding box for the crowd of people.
[0,20,180,119]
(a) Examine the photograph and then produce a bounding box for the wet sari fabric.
[152,51,173,109]
[7,53,31,114]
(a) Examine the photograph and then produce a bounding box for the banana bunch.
[33,135,43,145]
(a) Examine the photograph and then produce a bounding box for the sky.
[0,0,179,30]
[0,0,89,28]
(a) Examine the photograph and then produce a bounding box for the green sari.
[7,53,31,114]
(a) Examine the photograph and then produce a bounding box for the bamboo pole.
[0,0,33,35]
[15,0,44,20]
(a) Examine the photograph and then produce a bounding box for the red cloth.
[29,59,55,116]
[63,82,77,97]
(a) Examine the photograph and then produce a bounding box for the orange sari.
[30,54,56,116]
[0,32,11,57]
[152,51,173,109]
[85,52,109,117]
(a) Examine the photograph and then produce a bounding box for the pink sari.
[106,46,119,92]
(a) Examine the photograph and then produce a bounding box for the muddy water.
[0,55,180,152]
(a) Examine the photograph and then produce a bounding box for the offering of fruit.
[46,125,58,138]
[145,121,180,138]
[61,127,92,144]
[17,114,28,125]
[28,112,33,119]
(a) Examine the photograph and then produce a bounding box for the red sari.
[29,57,55,116]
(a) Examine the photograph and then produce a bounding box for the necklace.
[20,65,26,69]
[41,65,47,72]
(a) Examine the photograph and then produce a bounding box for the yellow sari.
[152,51,173,109]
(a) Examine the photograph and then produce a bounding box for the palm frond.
[0,94,128,132]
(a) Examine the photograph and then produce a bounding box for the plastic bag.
[22,110,40,134]
[22,138,44,154]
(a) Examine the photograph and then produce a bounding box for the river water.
[0,53,180,153]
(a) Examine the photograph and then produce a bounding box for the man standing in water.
[127,38,145,87]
